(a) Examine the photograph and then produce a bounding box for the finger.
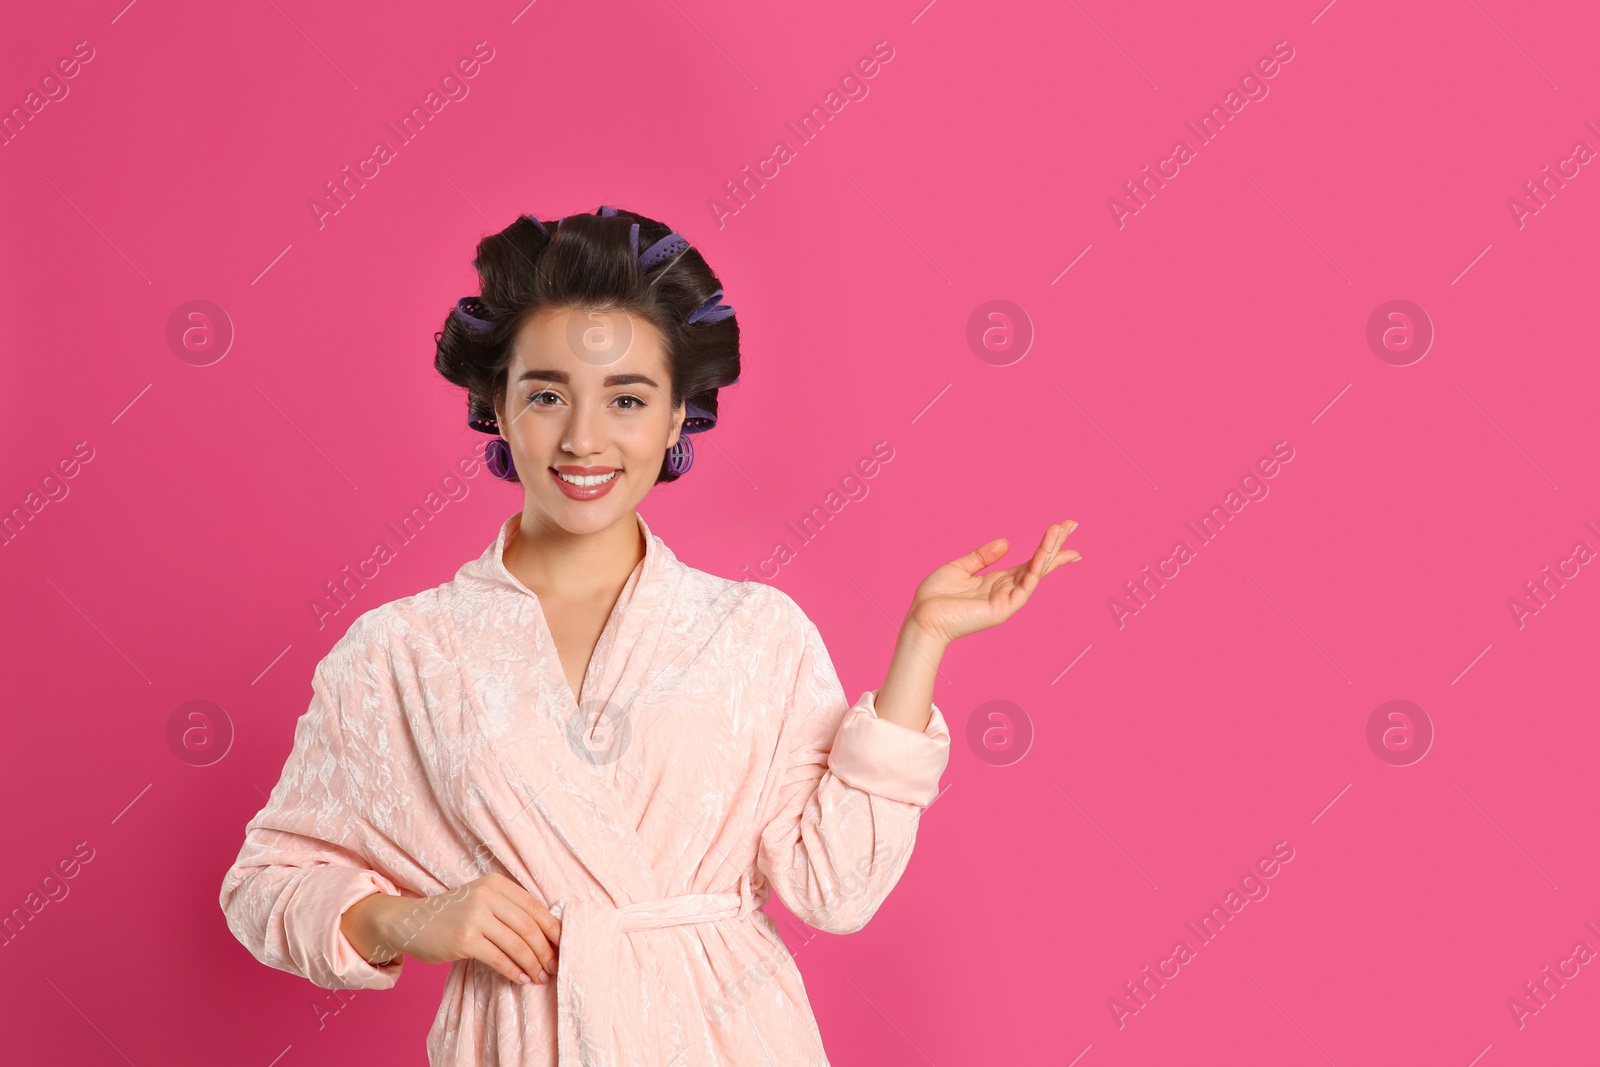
[468,929,538,986]
[1038,524,1066,568]
[492,895,560,975]
[496,882,562,947]
[1013,528,1081,601]
[1044,549,1083,574]
[1041,521,1082,575]
[482,916,554,985]
[508,889,566,947]
[949,537,1009,577]
[1021,525,1062,587]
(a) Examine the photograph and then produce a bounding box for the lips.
[550,466,620,501]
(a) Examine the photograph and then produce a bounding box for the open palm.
[909,521,1082,645]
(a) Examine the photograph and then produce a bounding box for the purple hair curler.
[638,232,689,270]
[687,290,735,325]
[665,434,694,477]
[453,296,496,331]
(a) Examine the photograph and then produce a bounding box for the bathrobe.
[220,510,952,1066]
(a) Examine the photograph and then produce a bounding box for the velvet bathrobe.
[220,510,951,1066]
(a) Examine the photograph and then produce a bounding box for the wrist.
[341,891,401,966]
[901,611,949,653]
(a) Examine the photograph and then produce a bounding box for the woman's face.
[495,305,684,534]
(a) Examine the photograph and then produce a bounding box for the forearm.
[871,613,948,734]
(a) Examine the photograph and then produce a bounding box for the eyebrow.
[515,369,661,388]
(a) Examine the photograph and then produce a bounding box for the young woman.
[219,206,1081,1065]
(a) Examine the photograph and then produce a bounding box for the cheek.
[622,412,675,449]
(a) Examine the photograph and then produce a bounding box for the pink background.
[3,0,1597,1064]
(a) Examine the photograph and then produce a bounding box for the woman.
[219,206,1081,1065]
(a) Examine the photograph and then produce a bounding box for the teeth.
[557,470,619,487]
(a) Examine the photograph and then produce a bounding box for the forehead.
[511,305,670,380]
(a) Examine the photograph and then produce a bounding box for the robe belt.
[548,871,756,1066]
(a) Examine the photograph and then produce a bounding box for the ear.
[666,397,686,450]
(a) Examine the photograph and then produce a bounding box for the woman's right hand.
[341,872,562,986]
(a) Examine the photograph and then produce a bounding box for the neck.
[504,508,645,602]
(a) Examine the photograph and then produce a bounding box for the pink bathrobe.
[220,510,951,1065]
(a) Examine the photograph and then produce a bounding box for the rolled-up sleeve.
[827,687,950,807]
[754,602,951,935]
[219,642,410,991]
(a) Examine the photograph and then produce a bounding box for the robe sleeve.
[219,632,414,991]
[754,604,951,935]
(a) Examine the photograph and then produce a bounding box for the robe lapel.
[448,511,682,912]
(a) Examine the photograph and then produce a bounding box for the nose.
[561,396,604,459]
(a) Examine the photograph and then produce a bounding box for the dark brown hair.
[433,207,741,483]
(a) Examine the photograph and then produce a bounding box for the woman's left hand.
[906,521,1081,645]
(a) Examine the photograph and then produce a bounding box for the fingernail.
[1068,555,1084,563]
[1064,520,1078,534]
[518,972,531,984]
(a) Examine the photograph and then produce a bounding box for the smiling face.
[494,305,684,534]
